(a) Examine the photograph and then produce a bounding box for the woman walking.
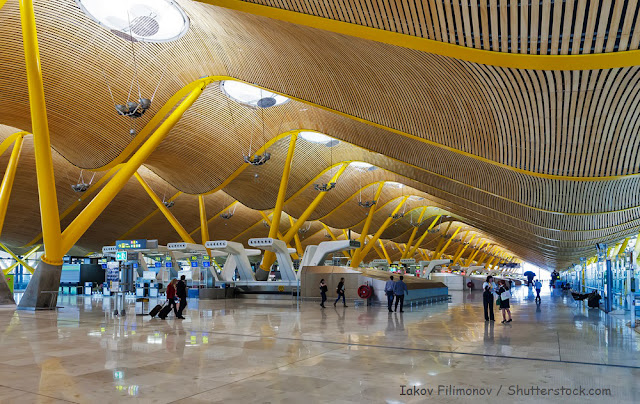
[319,279,328,308]
[496,280,512,323]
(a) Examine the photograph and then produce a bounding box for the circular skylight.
[350,161,376,171]
[220,81,289,108]
[76,0,190,43]
[299,132,339,147]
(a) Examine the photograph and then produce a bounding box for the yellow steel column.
[0,135,24,236]
[134,172,196,244]
[448,230,468,264]
[61,85,205,255]
[351,196,408,267]
[198,195,210,244]
[259,212,299,259]
[371,237,385,259]
[452,234,475,265]
[407,215,441,257]
[617,237,630,256]
[20,0,63,264]
[402,207,426,259]
[0,243,36,274]
[0,132,28,156]
[354,182,384,259]
[261,134,298,270]
[259,162,348,274]
[3,244,40,275]
[465,240,486,266]
[434,226,460,259]
[379,239,391,264]
[289,216,304,255]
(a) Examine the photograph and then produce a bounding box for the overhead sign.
[191,261,198,268]
[165,262,172,268]
[115,239,147,250]
[155,262,161,268]
[400,259,416,264]
[372,259,389,265]
[202,261,210,267]
[116,251,127,261]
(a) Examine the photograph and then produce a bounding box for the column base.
[17,260,62,310]
[255,267,270,281]
[0,273,15,305]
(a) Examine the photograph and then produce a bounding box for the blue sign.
[132,263,138,269]
[191,261,198,268]
[115,239,147,250]
[101,264,107,269]
[155,262,161,268]
[202,261,210,267]
[165,262,172,268]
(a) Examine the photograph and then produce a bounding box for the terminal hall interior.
[0,0,638,403]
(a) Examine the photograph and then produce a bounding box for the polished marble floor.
[0,286,638,403]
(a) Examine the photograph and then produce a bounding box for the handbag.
[496,296,502,305]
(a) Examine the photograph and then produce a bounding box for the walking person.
[393,275,408,312]
[482,275,495,321]
[384,276,395,312]
[159,279,179,319]
[319,279,328,308]
[534,279,542,302]
[176,275,187,319]
[334,277,347,307]
[496,280,512,323]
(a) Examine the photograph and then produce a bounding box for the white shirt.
[482,282,492,292]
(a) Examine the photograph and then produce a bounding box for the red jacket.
[166,284,176,299]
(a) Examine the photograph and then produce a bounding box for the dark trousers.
[169,299,178,316]
[334,292,345,305]
[483,291,494,320]
[320,292,327,306]
[386,291,394,311]
[535,289,541,299]
[394,294,405,312]
[177,297,187,317]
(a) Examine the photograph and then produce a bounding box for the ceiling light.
[220,81,289,108]
[299,131,339,146]
[76,0,190,43]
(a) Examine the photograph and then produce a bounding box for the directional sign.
[116,251,127,261]
[400,259,416,264]
[155,262,161,268]
[115,239,147,250]
[191,261,198,268]
[202,261,211,267]
[165,262,172,268]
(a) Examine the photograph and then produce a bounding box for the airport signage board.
[165,262,172,268]
[191,261,198,268]
[155,262,161,268]
[116,251,127,261]
[400,259,416,264]
[372,259,389,265]
[202,261,210,267]
[115,239,147,250]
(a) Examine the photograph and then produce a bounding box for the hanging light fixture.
[71,170,95,193]
[314,136,340,192]
[242,91,272,166]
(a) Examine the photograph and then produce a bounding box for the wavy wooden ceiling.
[0,0,638,269]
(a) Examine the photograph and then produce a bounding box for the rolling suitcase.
[149,302,165,318]
[158,301,173,319]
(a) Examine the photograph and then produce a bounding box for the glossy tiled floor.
[0,286,638,403]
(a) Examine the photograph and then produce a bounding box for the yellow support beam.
[289,216,304,256]
[351,196,408,267]
[465,241,487,266]
[0,131,28,156]
[434,226,461,260]
[264,134,298,266]
[20,0,63,264]
[3,244,40,275]
[60,84,205,255]
[354,182,384,259]
[133,172,195,244]
[260,163,349,273]
[371,237,385,260]
[617,238,630,256]
[379,239,391,264]
[0,243,35,274]
[0,134,24,236]
[402,207,426,259]
[452,234,476,266]
[407,215,441,257]
[259,212,299,259]
[198,195,210,244]
[448,230,469,264]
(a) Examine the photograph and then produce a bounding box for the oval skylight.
[350,161,376,171]
[220,81,289,108]
[299,132,339,147]
[76,0,190,43]
[386,181,404,188]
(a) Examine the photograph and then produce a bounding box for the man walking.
[176,275,187,319]
[334,277,347,307]
[393,276,408,312]
[384,276,395,312]
[534,279,542,302]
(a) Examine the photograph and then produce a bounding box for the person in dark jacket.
[393,276,408,312]
[496,280,512,323]
[482,276,495,321]
[176,275,187,319]
[334,278,347,307]
[319,279,328,308]
[160,279,179,320]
